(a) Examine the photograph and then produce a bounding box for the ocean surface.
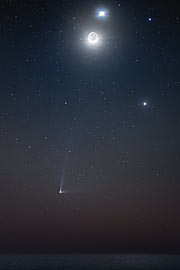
[0,254,180,270]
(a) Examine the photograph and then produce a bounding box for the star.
[143,102,147,106]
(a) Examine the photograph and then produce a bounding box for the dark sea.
[0,254,180,270]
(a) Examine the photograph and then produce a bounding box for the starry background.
[0,0,180,253]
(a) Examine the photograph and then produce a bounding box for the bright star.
[148,18,152,22]
[143,102,147,106]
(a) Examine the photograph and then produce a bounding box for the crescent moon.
[88,32,99,44]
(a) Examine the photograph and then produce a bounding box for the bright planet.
[99,10,106,17]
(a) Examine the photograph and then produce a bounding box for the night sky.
[1,0,180,253]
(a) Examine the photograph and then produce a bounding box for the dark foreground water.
[0,254,180,270]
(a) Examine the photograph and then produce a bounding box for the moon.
[88,32,99,44]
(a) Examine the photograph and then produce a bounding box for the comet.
[58,152,69,194]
